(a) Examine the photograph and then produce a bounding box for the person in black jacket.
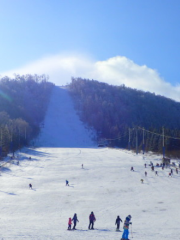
[72,213,79,230]
[115,215,122,231]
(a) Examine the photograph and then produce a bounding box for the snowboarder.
[145,171,147,177]
[121,215,132,240]
[72,213,79,230]
[68,218,72,230]
[29,183,32,189]
[115,215,122,231]
[88,211,96,230]
[66,180,69,186]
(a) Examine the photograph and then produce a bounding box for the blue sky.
[1,0,180,100]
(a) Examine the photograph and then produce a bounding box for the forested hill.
[69,78,180,156]
[0,74,54,155]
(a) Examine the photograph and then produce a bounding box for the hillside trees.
[0,74,54,157]
[69,78,180,157]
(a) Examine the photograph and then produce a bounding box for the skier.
[176,168,178,174]
[115,215,122,231]
[72,213,79,230]
[121,215,132,240]
[171,169,173,175]
[82,164,83,169]
[67,218,72,230]
[131,167,134,171]
[29,183,32,189]
[88,211,96,229]
[145,171,147,177]
[155,171,158,176]
[144,163,147,168]
[66,180,69,186]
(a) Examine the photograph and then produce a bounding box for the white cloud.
[1,54,180,102]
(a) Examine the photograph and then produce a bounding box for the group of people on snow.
[67,212,132,240]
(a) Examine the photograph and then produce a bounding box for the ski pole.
[131,224,133,238]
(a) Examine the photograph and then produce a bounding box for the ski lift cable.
[100,126,180,143]
[138,126,180,140]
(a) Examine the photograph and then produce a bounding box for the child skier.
[121,215,132,240]
[66,180,69,186]
[68,218,72,230]
[88,211,96,229]
[115,215,122,231]
[72,213,79,230]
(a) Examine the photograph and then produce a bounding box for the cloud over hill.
[2,54,180,102]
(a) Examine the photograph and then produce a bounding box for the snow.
[1,86,180,239]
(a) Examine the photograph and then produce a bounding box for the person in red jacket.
[68,218,72,230]
[88,211,96,229]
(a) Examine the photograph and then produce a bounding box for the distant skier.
[72,213,79,230]
[67,218,72,230]
[144,163,147,168]
[115,215,122,231]
[155,171,158,176]
[29,183,32,189]
[121,215,132,240]
[88,211,96,230]
[131,167,134,171]
[151,166,154,171]
[66,180,69,186]
[82,164,83,169]
[176,168,178,174]
[145,171,147,177]
[168,172,172,177]
[171,169,173,175]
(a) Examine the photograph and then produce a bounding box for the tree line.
[69,78,180,157]
[0,74,54,157]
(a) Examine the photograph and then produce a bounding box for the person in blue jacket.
[72,213,79,230]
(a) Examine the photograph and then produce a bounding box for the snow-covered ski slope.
[1,86,180,240]
[36,86,95,148]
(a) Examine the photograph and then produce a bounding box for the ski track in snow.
[0,86,180,239]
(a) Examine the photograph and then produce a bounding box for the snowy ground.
[1,86,180,240]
